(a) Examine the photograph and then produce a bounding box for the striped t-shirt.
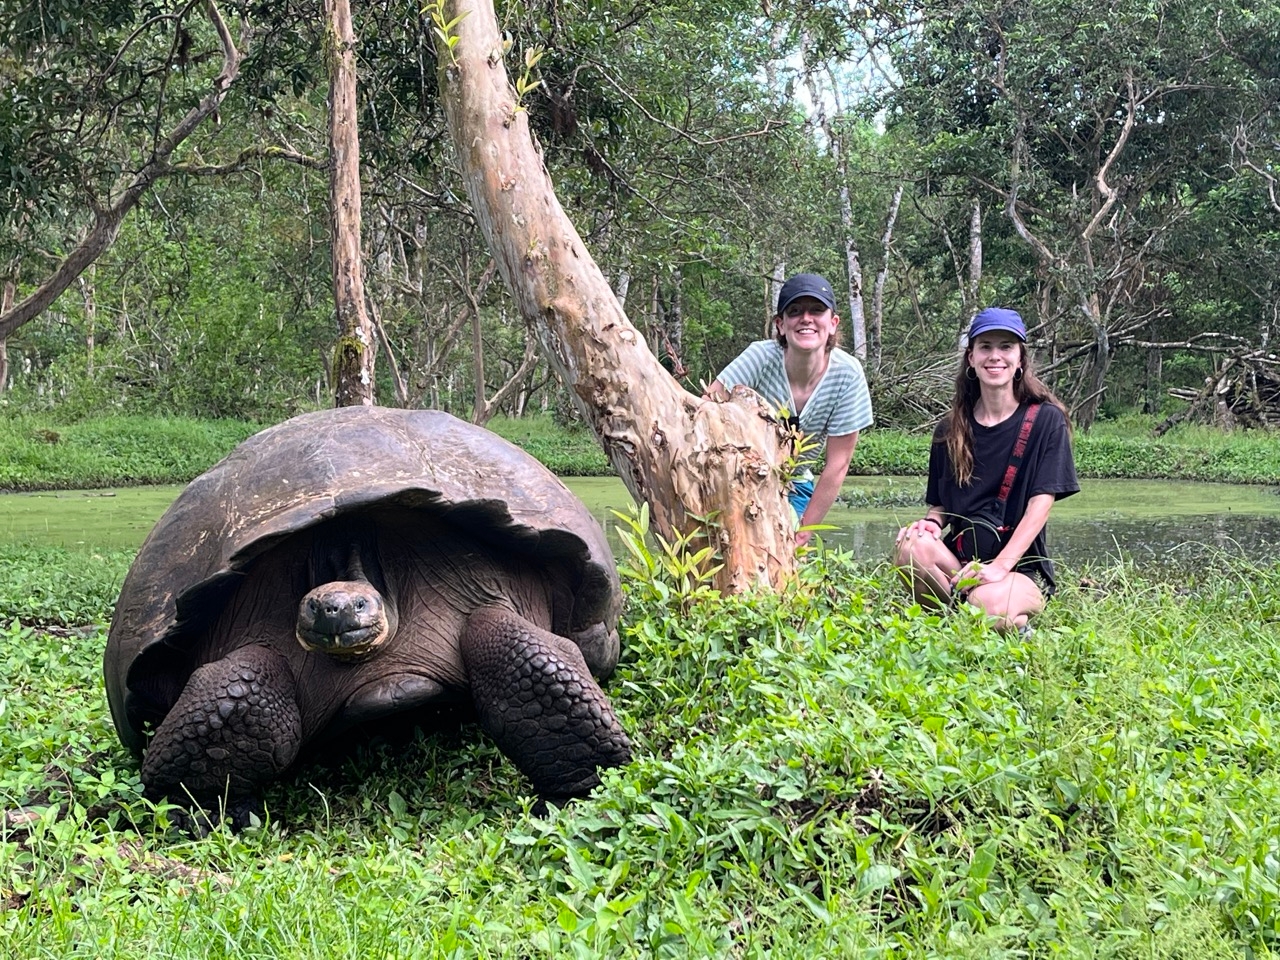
[715,340,873,464]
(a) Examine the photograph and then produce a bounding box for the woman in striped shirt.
[704,273,874,547]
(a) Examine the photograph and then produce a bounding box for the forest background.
[6,3,1280,955]
[2,0,1278,434]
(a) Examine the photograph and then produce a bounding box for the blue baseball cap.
[968,307,1027,342]
[778,273,837,314]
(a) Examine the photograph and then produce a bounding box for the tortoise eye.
[354,599,366,611]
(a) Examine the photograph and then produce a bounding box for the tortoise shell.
[104,406,620,755]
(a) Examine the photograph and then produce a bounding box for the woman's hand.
[950,556,1014,590]
[895,518,942,544]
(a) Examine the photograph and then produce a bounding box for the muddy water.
[3,477,1279,574]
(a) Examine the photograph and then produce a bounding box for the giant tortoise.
[104,406,631,823]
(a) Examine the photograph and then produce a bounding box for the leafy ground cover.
[2,413,1278,490]
[0,416,261,492]
[2,534,1278,957]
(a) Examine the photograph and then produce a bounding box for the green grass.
[0,546,132,625]
[4,412,1278,491]
[0,416,260,491]
[3,546,1279,956]
[486,414,613,476]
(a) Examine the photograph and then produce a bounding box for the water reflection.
[2,477,1278,576]
[818,514,1280,575]
[567,476,1280,575]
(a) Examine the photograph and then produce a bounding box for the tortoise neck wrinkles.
[189,507,565,738]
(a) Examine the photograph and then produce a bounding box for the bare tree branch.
[170,144,327,175]
[583,57,789,147]
[1081,71,1137,241]
[0,2,247,342]
[1232,124,1280,213]
[1004,121,1060,268]
[475,328,540,425]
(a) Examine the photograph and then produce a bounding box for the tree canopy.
[0,0,1276,429]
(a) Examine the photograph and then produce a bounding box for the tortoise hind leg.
[141,644,302,828]
[461,606,632,800]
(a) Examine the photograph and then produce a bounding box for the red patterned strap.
[992,403,1042,534]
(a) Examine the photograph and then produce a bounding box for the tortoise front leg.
[461,605,632,800]
[141,644,303,826]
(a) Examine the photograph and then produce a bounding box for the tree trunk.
[326,0,375,407]
[1144,346,1163,415]
[0,276,12,391]
[434,0,797,591]
[474,323,540,426]
[1075,293,1110,428]
[612,271,631,309]
[370,298,409,406]
[830,128,864,358]
[870,182,904,373]
[80,265,97,377]
[803,58,864,358]
[767,262,786,338]
[470,285,487,422]
[967,200,983,313]
[658,271,687,379]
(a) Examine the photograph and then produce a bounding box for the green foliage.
[514,45,545,104]
[852,420,1280,485]
[852,429,934,476]
[422,0,467,60]
[486,414,612,476]
[0,415,259,490]
[0,547,130,625]
[1070,422,1280,484]
[8,202,333,423]
[4,545,1280,954]
[2,413,1279,495]
[612,502,722,615]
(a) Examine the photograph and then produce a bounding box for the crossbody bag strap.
[992,402,1042,531]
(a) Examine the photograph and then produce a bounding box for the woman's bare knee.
[966,574,1044,631]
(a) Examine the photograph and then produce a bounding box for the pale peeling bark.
[0,276,12,391]
[326,0,375,407]
[967,200,982,313]
[804,62,864,359]
[870,182,903,373]
[434,0,796,591]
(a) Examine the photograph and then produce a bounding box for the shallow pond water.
[572,476,1280,575]
[3,477,1278,575]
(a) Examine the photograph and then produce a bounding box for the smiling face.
[967,331,1025,389]
[775,296,839,353]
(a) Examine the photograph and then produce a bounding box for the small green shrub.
[0,546,132,625]
[487,413,612,476]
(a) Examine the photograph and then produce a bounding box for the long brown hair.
[940,342,1070,486]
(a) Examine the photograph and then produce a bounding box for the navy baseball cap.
[968,307,1027,342]
[778,273,837,314]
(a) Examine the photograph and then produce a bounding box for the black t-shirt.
[925,402,1079,593]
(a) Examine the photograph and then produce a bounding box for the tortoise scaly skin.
[104,407,630,824]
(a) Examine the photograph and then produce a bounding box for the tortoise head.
[296,579,398,660]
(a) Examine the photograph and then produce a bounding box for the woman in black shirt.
[893,308,1079,632]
